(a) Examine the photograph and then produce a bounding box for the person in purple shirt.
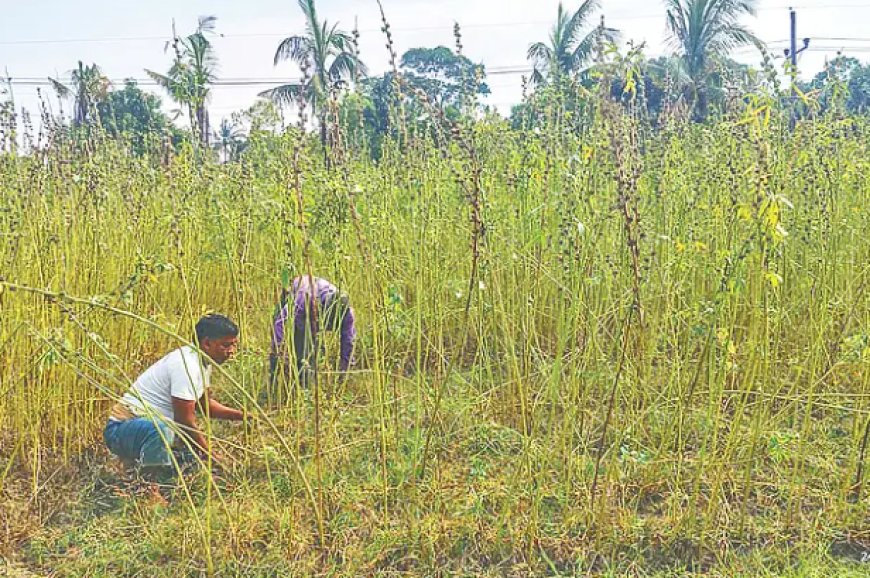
[270,275,356,388]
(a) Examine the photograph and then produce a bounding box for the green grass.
[2,394,869,576]
[1,78,869,575]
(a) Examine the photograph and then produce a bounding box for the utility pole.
[784,8,810,77]
[784,7,810,127]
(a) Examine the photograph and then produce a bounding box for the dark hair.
[195,314,239,342]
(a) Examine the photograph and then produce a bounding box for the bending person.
[270,275,356,389]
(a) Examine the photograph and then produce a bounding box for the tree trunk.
[319,115,329,168]
[197,106,210,147]
[694,81,709,123]
[188,103,198,145]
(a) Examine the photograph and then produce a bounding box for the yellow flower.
[765,271,783,288]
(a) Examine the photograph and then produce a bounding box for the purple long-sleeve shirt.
[271,276,356,371]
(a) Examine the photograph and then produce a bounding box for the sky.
[3,0,870,125]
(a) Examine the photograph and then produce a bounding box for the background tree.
[844,60,870,113]
[233,100,284,136]
[49,61,110,126]
[664,0,761,120]
[213,118,246,162]
[261,0,366,149]
[400,46,490,113]
[96,79,185,155]
[612,55,757,122]
[800,55,870,115]
[146,15,218,146]
[351,46,491,156]
[527,1,618,85]
[0,79,16,154]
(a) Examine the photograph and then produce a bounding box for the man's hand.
[204,449,223,464]
[202,391,245,421]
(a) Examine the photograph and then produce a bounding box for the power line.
[806,46,870,52]
[6,35,867,92]
[11,44,870,92]
[0,35,169,46]
[810,36,870,42]
[4,4,870,46]
[7,79,301,86]
[0,17,659,46]
[3,64,537,88]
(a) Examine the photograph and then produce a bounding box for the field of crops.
[1,87,869,576]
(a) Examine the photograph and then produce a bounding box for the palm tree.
[260,0,366,148]
[146,16,218,146]
[527,1,618,85]
[49,61,110,126]
[664,0,761,119]
[213,118,245,163]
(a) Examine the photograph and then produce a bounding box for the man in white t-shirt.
[103,314,247,473]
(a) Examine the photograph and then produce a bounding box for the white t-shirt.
[119,346,212,422]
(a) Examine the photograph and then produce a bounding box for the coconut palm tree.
[664,0,761,119]
[146,16,218,146]
[260,0,366,148]
[213,118,245,163]
[527,1,618,85]
[49,61,110,126]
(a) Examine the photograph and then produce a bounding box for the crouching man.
[103,314,247,475]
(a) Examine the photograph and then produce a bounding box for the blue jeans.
[103,418,179,467]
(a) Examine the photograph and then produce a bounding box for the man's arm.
[200,390,245,421]
[172,396,209,454]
